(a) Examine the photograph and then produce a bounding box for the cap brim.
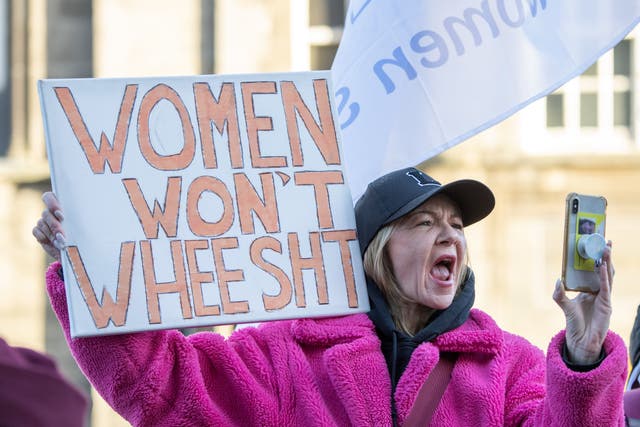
[385,179,495,227]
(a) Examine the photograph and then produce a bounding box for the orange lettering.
[122,177,181,239]
[281,79,340,167]
[250,237,292,311]
[138,84,196,170]
[140,240,193,324]
[241,81,287,168]
[185,239,221,316]
[294,171,344,229]
[322,230,359,308]
[288,232,327,307]
[66,243,134,328]
[187,176,235,236]
[234,172,280,234]
[211,237,249,314]
[193,82,243,169]
[54,85,137,174]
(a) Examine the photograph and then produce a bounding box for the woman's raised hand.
[553,242,614,365]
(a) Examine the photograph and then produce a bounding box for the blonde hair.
[363,217,469,336]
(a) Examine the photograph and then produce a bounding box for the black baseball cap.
[355,167,495,255]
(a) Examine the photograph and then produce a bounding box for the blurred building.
[0,1,637,425]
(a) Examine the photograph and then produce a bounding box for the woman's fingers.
[32,225,49,245]
[39,192,66,249]
[37,216,54,243]
[42,208,61,235]
[53,232,66,250]
[605,241,614,286]
[32,221,61,261]
[598,262,612,305]
[553,279,569,309]
[34,191,65,261]
[42,191,62,218]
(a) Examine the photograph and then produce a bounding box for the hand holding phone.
[561,193,607,293]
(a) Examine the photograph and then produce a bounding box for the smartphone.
[561,193,607,293]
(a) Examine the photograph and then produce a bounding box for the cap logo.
[406,170,437,187]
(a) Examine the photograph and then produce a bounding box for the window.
[545,39,634,131]
[308,0,345,70]
[546,94,564,128]
[290,0,346,71]
[613,39,632,127]
[538,36,635,152]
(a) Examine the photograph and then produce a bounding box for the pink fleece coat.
[46,263,627,426]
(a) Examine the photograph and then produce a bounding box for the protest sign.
[332,0,640,200]
[38,71,368,337]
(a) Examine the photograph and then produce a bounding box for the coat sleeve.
[542,330,627,426]
[45,262,282,427]
[504,329,627,427]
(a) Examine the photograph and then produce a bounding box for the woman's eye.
[451,223,463,230]
[418,220,432,227]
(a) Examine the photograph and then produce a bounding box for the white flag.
[331,0,640,200]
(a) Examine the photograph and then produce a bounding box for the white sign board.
[39,71,369,337]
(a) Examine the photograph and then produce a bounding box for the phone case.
[562,193,607,292]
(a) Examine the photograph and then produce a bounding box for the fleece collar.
[286,306,503,356]
[432,308,503,354]
[290,313,376,346]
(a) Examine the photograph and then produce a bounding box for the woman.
[33,166,627,426]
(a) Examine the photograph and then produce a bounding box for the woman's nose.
[437,224,460,245]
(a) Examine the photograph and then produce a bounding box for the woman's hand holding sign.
[33,192,66,262]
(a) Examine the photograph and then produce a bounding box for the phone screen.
[573,212,605,272]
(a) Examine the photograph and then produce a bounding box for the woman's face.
[580,220,595,235]
[386,194,466,310]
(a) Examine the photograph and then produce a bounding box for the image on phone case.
[573,212,605,271]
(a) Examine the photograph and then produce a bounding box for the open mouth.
[430,255,456,284]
